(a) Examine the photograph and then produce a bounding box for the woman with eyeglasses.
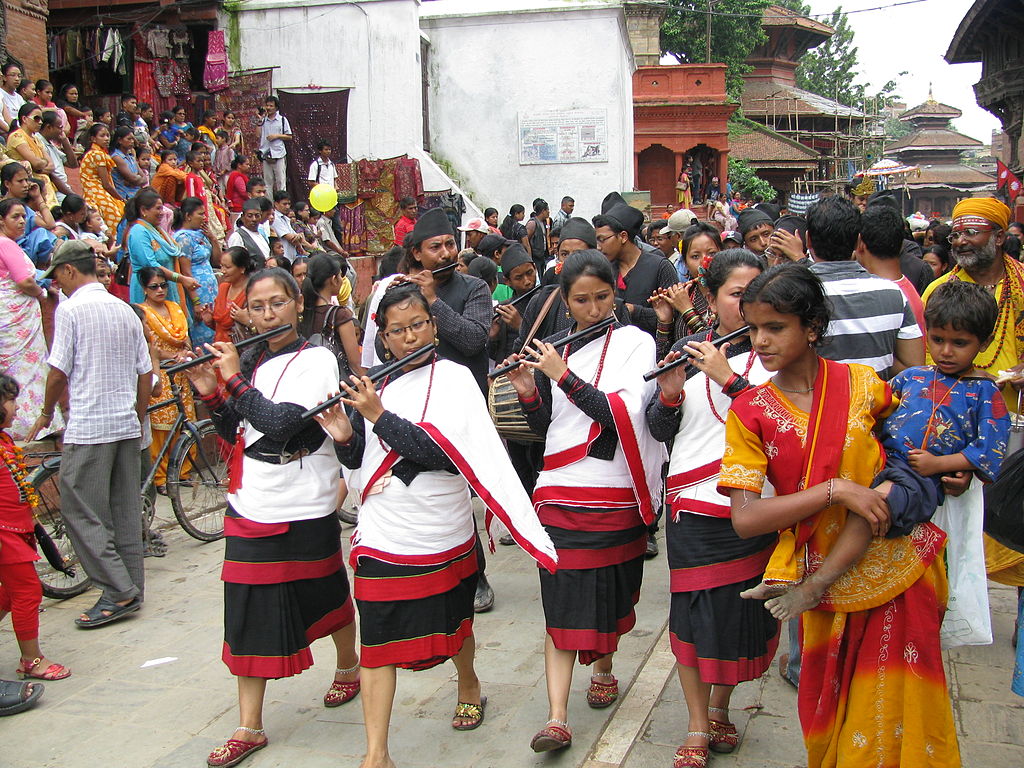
[5,103,58,208]
[315,280,555,768]
[182,267,361,768]
[135,265,196,494]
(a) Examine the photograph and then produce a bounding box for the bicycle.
[27,366,229,599]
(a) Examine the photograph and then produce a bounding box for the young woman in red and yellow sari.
[718,263,959,768]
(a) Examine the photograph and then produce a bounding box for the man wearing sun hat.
[458,217,491,252]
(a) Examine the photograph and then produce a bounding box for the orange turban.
[952,197,1011,230]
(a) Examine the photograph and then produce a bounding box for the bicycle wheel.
[168,420,227,541]
[28,457,92,599]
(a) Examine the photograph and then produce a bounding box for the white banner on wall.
[518,109,608,165]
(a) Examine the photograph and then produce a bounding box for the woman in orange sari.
[137,265,196,493]
[718,264,958,768]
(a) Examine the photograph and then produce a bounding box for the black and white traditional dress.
[201,339,355,679]
[337,353,555,670]
[520,322,665,663]
[646,331,779,684]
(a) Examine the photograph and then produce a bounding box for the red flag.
[1009,170,1022,204]
[997,159,1009,190]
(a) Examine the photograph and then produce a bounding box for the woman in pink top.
[0,199,63,439]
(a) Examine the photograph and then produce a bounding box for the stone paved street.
[2,500,1022,768]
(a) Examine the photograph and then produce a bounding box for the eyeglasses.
[248,298,294,315]
[596,233,621,245]
[146,281,168,290]
[382,319,432,340]
[947,227,996,243]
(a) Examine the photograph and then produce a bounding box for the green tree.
[728,157,778,201]
[794,7,865,107]
[661,0,772,102]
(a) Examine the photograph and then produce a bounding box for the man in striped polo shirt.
[805,195,924,377]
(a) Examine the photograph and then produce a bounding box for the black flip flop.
[75,597,141,629]
[0,679,44,716]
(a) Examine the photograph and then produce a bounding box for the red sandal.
[16,657,71,681]
[530,719,572,752]
[324,664,360,707]
[206,728,267,767]
[708,708,739,753]
[586,672,618,708]
[673,731,711,768]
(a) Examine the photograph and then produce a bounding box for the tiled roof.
[741,80,865,119]
[886,127,983,152]
[903,163,995,188]
[730,122,819,165]
[899,100,962,120]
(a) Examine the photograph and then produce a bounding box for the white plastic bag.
[932,477,992,649]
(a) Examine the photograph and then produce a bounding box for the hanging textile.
[336,163,358,204]
[394,157,424,202]
[357,158,385,200]
[276,89,350,197]
[215,69,274,163]
[204,31,229,93]
[362,157,401,257]
[336,202,368,255]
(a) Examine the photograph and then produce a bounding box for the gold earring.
[383,348,392,360]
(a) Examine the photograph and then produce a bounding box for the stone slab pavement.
[2,497,1022,768]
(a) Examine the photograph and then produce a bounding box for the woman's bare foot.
[739,580,787,600]
[765,582,824,620]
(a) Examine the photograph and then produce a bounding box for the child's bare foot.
[765,582,824,620]
[739,581,787,600]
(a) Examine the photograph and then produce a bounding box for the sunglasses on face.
[146,281,168,290]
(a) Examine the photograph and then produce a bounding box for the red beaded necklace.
[704,328,754,424]
[376,355,437,450]
[561,325,614,386]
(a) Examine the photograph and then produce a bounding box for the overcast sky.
[804,0,999,142]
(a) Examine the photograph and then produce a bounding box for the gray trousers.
[262,156,287,192]
[60,438,144,603]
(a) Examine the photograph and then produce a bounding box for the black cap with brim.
[559,217,597,248]
[41,240,94,278]
[408,207,454,248]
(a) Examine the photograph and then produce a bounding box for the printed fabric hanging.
[204,30,228,92]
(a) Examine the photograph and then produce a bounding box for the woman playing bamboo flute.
[502,250,666,753]
[316,282,557,768]
[181,268,361,768]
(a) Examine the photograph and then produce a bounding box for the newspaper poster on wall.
[518,109,609,165]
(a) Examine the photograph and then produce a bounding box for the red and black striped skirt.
[538,504,647,665]
[667,511,779,685]
[221,507,355,679]
[354,541,478,671]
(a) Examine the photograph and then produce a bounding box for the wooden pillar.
[632,151,640,191]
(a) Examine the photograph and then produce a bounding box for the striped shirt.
[48,283,151,445]
[809,260,921,374]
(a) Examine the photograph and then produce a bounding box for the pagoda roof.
[886,127,982,153]
[899,99,962,121]
[762,4,833,35]
[901,163,995,190]
[741,80,865,120]
[729,120,819,167]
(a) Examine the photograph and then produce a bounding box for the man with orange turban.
[921,196,1024,592]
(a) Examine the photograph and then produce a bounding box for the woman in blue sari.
[110,126,146,202]
[125,187,198,311]
[173,196,220,345]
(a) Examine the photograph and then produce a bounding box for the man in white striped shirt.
[806,196,923,377]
